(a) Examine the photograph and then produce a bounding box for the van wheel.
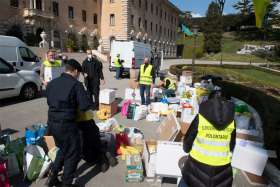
[20,83,38,100]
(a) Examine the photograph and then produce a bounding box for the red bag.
[115,133,130,155]
[0,160,10,187]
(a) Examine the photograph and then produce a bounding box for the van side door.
[18,47,40,71]
[0,58,21,99]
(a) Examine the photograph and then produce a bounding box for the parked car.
[0,57,41,100]
[109,40,152,72]
[0,35,42,73]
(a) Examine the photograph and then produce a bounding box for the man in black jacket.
[82,50,105,110]
[181,90,236,187]
[46,59,92,187]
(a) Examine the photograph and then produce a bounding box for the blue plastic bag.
[25,124,47,145]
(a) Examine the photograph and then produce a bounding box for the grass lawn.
[195,66,280,90]
[177,32,278,63]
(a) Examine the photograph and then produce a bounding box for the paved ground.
[0,54,177,187]
[1,55,270,187]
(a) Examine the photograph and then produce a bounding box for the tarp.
[253,0,271,28]
[181,24,193,36]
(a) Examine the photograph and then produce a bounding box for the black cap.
[67,59,82,72]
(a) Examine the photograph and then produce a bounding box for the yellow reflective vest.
[114,57,122,68]
[190,114,235,166]
[140,64,153,85]
[76,110,94,122]
[164,78,176,90]
[43,60,63,82]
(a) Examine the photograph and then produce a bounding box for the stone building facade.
[0,0,181,57]
[100,0,181,57]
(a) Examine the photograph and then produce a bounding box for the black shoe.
[98,160,110,173]
[105,152,118,167]
[46,172,61,187]
[62,184,83,187]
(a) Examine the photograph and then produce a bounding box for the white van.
[109,40,152,72]
[0,35,41,73]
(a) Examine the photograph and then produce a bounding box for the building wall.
[100,0,180,57]
[0,0,180,57]
[0,0,101,50]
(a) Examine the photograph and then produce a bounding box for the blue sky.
[170,0,238,17]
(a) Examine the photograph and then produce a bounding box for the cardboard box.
[44,136,56,151]
[233,169,267,187]
[174,122,191,142]
[126,154,144,182]
[156,141,185,177]
[129,79,138,89]
[129,69,138,80]
[99,89,116,104]
[157,113,180,141]
[99,101,118,117]
[142,140,157,178]
[125,88,141,101]
[236,129,262,142]
[231,143,268,176]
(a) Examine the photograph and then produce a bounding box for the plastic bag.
[25,124,47,145]
[121,100,132,118]
[146,113,160,122]
[133,105,148,121]
[0,160,10,187]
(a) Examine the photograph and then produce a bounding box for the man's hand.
[43,80,48,87]
[101,79,106,85]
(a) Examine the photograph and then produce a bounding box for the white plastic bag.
[235,114,251,130]
[96,118,119,132]
[134,105,148,121]
[146,113,160,122]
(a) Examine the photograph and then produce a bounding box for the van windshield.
[19,47,37,62]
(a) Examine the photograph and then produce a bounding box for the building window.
[139,0,141,8]
[150,22,153,33]
[82,10,87,22]
[160,26,162,35]
[110,0,115,3]
[165,12,166,20]
[68,6,74,19]
[151,3,154,14]
[94,13,98,24]
[52,1,59,17]
[144,19,147,31]
[156,24,158,32]
[131,15,134,26]
[145,0,148,10]
[138,17,142,28]
[110,14,115,26]
[10,0,19,7]
[36,0,42,10]
[160,9,162,18]
[156,6,158,16]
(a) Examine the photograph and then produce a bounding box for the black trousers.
[48,122,81,185]
[77,120,103,164]
[86,79,100,110]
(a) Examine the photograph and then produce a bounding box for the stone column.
[29,0,33,9]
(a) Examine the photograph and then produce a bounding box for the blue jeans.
[115,67,122,79]
[139,84,151,105]
[163,89,176,97]
[178,178,188,187]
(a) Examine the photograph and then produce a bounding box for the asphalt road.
[0,54,176,187]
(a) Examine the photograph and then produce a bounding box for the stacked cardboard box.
[99,89,118,118]
[99,101,118,118]
[125,154,144,183]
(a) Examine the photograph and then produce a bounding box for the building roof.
[165,0,184,14]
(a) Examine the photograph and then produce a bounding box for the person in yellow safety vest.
[114,54,123,80]
[179,90,236,187]
[40,50,63,86]
[159,75,176,97]
[137,57,155,105]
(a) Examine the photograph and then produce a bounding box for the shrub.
[66,33,78,52]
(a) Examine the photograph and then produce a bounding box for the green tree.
[203,2,223,54]
[215,0,226,15]
[233,0,253,15]
[66,32,78,52]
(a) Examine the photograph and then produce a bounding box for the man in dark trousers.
[46,59,91,187]
[180,90,236,187]
[82,50,105,110]
[153,53,161,77]
[137,57,155,105]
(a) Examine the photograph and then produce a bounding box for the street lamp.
[192,25,199,83]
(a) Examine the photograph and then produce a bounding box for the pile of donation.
[93,71,277,186]
[0,71,277,186]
